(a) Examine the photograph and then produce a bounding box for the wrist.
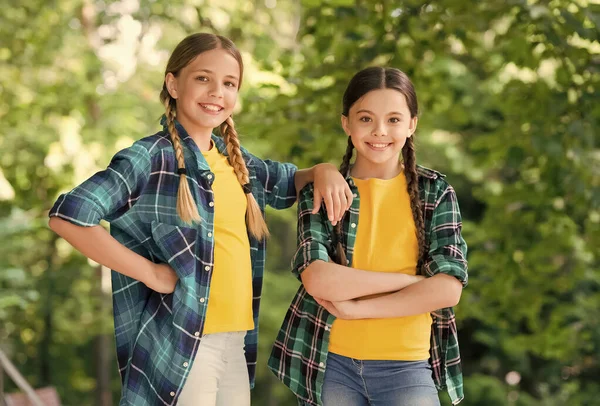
[392,272,419,289]
[310,164,321,182]
[313,163,335,180]
[141,259,157,287]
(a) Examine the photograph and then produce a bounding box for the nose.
[208,82,223,98]
[371,120,387,137]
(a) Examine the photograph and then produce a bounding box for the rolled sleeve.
[49,142,151,226]
[291,184,333,279]
[423,184,468,287]
[292,241,331,279]
[50,192,105,226]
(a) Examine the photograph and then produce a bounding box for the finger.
[315,297,326,308]
[344,186,354,211]
[325,301,338,313]
[312,188,323,214]
[323,192,335,223]
[337,189,347,221]
[331,192,342,224]
[315,297,332,311]
[320,301,336,316]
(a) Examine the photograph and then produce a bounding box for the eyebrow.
[192,69,239,80]
[355,109,404,116]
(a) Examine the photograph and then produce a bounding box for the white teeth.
[369,143,389,148]
[201,104,220,111]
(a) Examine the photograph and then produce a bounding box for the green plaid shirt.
[49,119,297,406]
[269,166,468,405]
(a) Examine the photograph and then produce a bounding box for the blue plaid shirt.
[49,119,297,405]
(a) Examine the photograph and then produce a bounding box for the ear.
[407,116,418,137]
[341,115,351,137]
[165,73,178,99]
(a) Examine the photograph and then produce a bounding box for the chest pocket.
[150,221,198,278]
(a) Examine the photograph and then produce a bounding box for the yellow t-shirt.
[328,171,432,360]
[202,143,254,334]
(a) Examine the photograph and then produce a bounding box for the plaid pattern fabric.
[268,166,468,405]
[49,119,297,406]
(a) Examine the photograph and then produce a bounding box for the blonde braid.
[220,117,269,240]
[164,98,201,224]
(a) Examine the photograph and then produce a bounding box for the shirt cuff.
[49,193,104,227]
[424,255,468,287]
[291,241,330,280]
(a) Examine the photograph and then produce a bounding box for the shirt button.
[183,362,189,367]
[199,297,205,303]
[319,362,325,367]
[207,232,212,237]
[170,392,175,397]
[353,193,357,197]
[207,174,213,180]
[325,326,330,331]
[204,265,210,271]
[194,332,200,337]
[209,201,214,207]
[351,223,356,228]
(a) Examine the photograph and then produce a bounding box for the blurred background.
[0,0,598,405]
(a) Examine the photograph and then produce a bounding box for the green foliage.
[1,0,598,405]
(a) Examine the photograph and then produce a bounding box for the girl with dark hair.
[47,33,351,406]
[270,67,468,406]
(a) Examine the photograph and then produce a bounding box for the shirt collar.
[160,114,229,156]
[159,115,257,172]
[342,163,444,182]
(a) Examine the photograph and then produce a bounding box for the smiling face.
[342,88,418,177]
[165,48,241,137]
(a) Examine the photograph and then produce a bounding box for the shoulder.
[416,165,460,208]
[236,144,264,167]
[116,131,177,171]
[212,136,261,167]
[417,165,446,180]
[417,165,451,190]
[237,144,297,180]
[134,130,174,157]
[105,132,175,177]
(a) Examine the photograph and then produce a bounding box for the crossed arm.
[300,259,424,302]
[314,273,462,320]
[294,182,468,320]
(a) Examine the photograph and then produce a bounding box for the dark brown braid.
[402,136,426,271]
[339,137,354,176]
[332,137,354,266]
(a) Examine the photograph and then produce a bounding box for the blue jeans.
[321,353,440,406]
